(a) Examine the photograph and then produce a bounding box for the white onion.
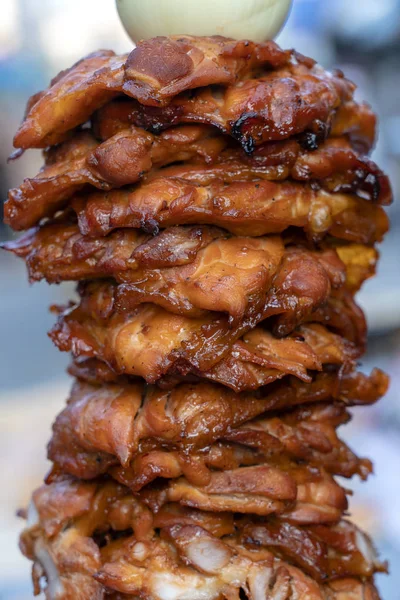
[35,539,64,599]
[185,538,231,574]
[116,0,293,44]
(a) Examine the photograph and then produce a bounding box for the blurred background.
[0,0,399,598]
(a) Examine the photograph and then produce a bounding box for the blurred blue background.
[0,1,399,598]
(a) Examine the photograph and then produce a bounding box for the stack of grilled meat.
[3,36,391,599]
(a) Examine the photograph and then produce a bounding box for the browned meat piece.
[225,402,371,479]
[5,227,285,322]
[71,177,388,243]
[51,290,356,388]
[3,223,227,286]
[241,520,386,581]
[68,356,388,417]
[123,36,291,106]
[13,38,353,151]
[5,126,228,230]
[4,222,377,322]
[96,96,376,155]
[191,323,358,391]
[20,478,383,599]
[154,137,391,205]
[5,122,390,231]
[14,50,125,149]
[131,464,346,521]
[48,249,352,387]
[49,368,387,469]
[111,60,354,154]
[48,378,370,484]
[7,33,389,600]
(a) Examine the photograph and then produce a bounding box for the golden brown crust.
[48,245,353,388]
[70,177,388,242]
[123,36,291,106]
[48,378,371,483]
[20,478,383,599]
[13,40,355,152]
[9,35,389,600]
[4,131,391,231]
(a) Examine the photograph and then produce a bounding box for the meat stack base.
[3,36,391,599]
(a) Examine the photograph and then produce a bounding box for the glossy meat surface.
[5,126,228,230]
[71,177,388,242]
[8,34,389,600]
[20,478,383,599]
[123,36,291,106]
[105,60,354,154]
[96,95,377,155]
[6,114,390,231]
[48,247,353,388]
[48,379,371,484]
[14,38,354,151]
[6,226,285,321]
[4,224,377,323]
[51,293,357,388]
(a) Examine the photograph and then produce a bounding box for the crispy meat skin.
[51,289,357,388]
[9,34,389,599]
[20,478,382,599]
[71,177,388,242]
[123,36,291,106]
[5,126,229,230]
[14,37,354,151]
[96,96,377,155]
[5,226,286,321]
[109,60,354,153]
[48,247,352,387]
[48,379,371,484]
[4,126,391,231]
[4,224,377,322]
